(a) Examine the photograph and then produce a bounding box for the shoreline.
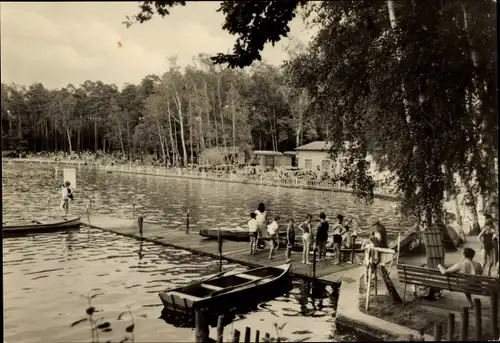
[3,157,399,201]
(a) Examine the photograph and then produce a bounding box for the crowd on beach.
[6,150,347,183]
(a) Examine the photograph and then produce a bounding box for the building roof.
[283,151,296,156]
[252,150,283,156]
[295,141,332,151]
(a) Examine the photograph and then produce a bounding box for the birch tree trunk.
[172,89,188,167]
[462,3,497,208]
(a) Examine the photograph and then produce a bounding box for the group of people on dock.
[247,202,386,265]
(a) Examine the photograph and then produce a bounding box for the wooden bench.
[397,264,500,304]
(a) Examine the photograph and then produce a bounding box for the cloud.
[0,2,313,89]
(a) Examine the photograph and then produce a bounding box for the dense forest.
[1,56,320,166]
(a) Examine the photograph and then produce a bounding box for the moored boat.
[199,227,287,241]
[2,215,81,235]
[159,264,292,318]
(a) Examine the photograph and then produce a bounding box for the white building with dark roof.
[295,141,340,173]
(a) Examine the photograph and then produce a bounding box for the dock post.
[473,298,481,341]
[194,308,209,343]
[216,315,224,343]
[218,228,223,272]
[132,197,136,219]
[186,209,190,234]
[138,216,144,240]
[491,293,498,339]
[87,196,92,229]
[46,196,51,219]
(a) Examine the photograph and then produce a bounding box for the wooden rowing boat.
[159,264,292,317]
[2,215,81,235]
[199,227,287,241]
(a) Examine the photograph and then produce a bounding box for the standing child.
[267,215,280,260]
[255,203,268,250]
[248,212,259,255]
[285,218,296,263]
[331,214,346,264]
[315,212,329,261]
[298,214,313,264]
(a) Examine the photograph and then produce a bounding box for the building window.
[305,159,312,170]
[321,159,331,170]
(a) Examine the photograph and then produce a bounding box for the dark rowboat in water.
[199,227,287,241]
[159,264,292,318]
[2,215,81,235]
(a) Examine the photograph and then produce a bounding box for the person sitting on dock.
[255,203,268,250]
[477,215,495,276]
[298,214,313,264]
[267,215,280,260]
[248,212,259,255]
[437,247,483,308]
[285,218,296,263]
[315,212,329,262]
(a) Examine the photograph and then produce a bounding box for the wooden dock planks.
[81,213,362,284]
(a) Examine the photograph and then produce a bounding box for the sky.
[0,2,314,90]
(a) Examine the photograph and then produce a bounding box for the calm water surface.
[2,163,405,342]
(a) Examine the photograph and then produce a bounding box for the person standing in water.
[315,212,329,261]
[255,203,268,250]
[267,215,280,260]
[298,214,313,264]
[477,215,495,276]
[60,181,72,217]
[248,212,259,255]
[285,218,296,263]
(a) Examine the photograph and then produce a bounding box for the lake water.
[2,163,407,342]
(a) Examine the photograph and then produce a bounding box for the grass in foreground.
[359,294,498,340]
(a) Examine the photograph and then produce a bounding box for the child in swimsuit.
[285,218,296,263]
[298,214,312,264]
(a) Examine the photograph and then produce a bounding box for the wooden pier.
[81,213,362,284]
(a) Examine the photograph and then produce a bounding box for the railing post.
[186,209,190,234]
[232,329,240,343]
[447,313,455,341]
[491,293,498,339]
[474,298,481,341]
[460,306,469,341]
[433,323,443,341]
[195,308,209,343]
[216,315,225,343]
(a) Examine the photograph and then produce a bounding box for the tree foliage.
[1,57,319,166]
